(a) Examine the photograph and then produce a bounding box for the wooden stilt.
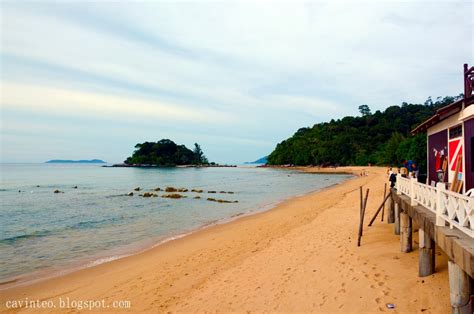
[418,228,435,277]
[381,183,387,222]
[394,202,400,235]
[400,212,412,253]
[387,195,395,224]
[357,188,369,246]
[448,260,473,314]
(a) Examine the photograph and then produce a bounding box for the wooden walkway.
[390,190,474,313]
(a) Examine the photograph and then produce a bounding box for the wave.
[1,216,128,245]
[0,230,54,245]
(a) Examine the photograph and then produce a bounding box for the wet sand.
[0,166,449,313]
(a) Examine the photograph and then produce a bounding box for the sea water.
[0,164,351,284]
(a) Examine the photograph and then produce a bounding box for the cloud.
[0,0,471,162]
[1,82,232,124]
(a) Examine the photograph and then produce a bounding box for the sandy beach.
[0,166,450,313]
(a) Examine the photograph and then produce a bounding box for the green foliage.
[125,139,209,166]
[268,95,463,174]
[358,104,372,116]
[193,143,209,164]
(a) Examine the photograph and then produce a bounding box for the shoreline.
[0,167,450,312]
[0,170,353,291]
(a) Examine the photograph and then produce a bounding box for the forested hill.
[124,139,209,166]
[267,95,463,172]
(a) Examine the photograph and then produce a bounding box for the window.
[449,125,463,139]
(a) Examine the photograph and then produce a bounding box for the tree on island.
[124,139,210,166]
[193,143,209,164]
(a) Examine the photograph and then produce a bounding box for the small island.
[46,159,106,164]
[109,139,235,168]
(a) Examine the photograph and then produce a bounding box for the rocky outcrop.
[162,193,186,199]
[206,198,238,203]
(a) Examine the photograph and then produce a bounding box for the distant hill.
[245,156,268,164]
[267,95,463,173]
[46,159,106,164]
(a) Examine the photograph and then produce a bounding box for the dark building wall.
[428,130,448,185]
[464,118,474,191]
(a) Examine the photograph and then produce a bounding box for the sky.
[1,0,472,164]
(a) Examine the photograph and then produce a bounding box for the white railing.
[397,175,411,197]
[412,181,437,214]
[438,188,474,238]
[396,174,474,238]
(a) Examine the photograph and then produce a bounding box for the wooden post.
[400,211,412,253]
[368,192,391,226]
[394,202,400,235]
[381,183,387,222]
[448,260,473,314]
[387,194,395,224]
[357,188,369,246]
[418,228,435,277]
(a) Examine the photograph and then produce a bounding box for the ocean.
[0,163,351,285]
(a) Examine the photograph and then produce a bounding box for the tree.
[358,104,372,116]
[193,143,208,165]
[124,139,210,166]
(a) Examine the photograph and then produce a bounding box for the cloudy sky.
[1,1,472,163]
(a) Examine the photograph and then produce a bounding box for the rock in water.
[134,187,141,191]
[162,193,185,199]
[127,192,134,196]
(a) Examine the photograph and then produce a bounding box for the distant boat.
[45,159,107,164]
